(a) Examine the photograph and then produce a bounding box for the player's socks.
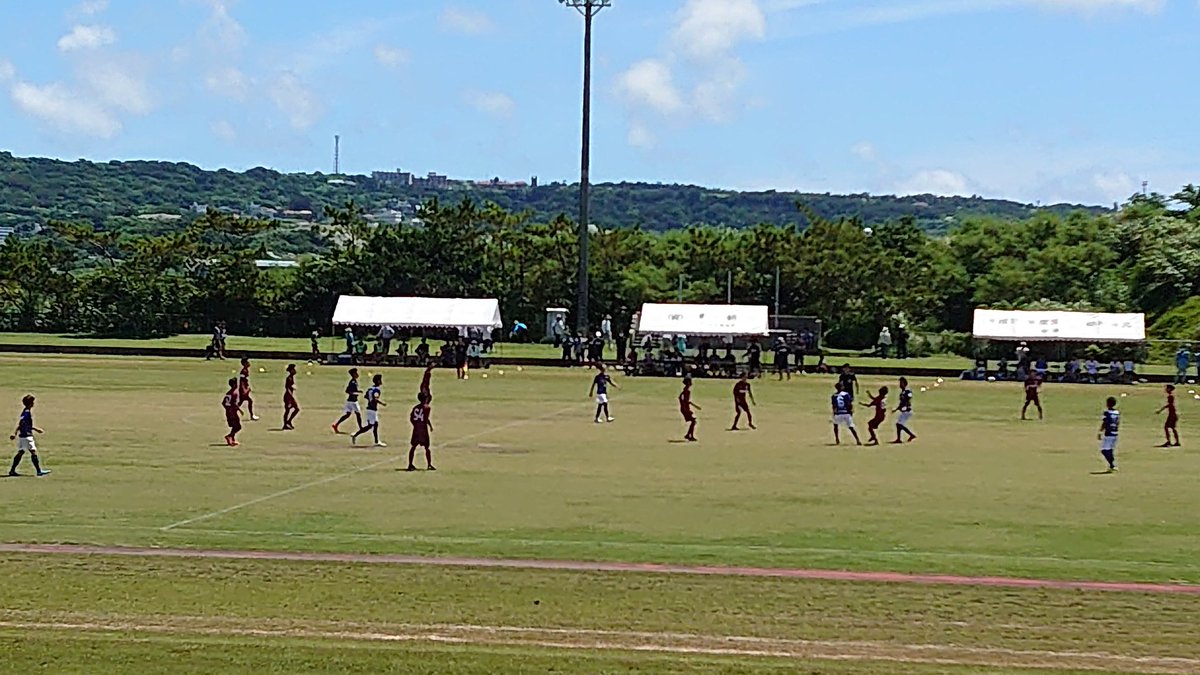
[9,450,24,475]
[1101,449,1115,469]
[30,453,41,473]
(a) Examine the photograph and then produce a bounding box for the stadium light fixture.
[559,0,612,334]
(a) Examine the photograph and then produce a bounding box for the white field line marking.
[0,617,1196,673]
[160,403,584,531]
[0,520,1195,573]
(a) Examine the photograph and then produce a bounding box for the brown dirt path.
[2,543,1198,595]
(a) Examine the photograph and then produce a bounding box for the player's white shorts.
[16,436,36,452]
[833,414,855,428]
[343,401,361,414]
[1100,435,1118,452]
[897,411,914,427]
[596,393,608,405]
[365,410,379,426]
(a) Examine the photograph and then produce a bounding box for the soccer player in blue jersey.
[1098,396,1120,472]
[893,376,917,443]
[831,382,861,445]
[8,395,49,477]
[589,364,618,423]
[332,368,362,433]
[352,374,387,447]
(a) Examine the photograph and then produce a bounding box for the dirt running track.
[3,543,1199,595]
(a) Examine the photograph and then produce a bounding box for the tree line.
[0,185,1196,350]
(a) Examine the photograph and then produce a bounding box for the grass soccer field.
[1,354,1198,673]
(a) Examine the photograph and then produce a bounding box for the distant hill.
[0,152,1107,243]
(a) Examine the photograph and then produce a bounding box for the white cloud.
[199,0,246,53]
[672,0,766,62]
[57,24,117,52]
[204,67,250,100]
[0,59,14,83]
[267,71,322,131]
[439,7,494,35]
[1033,0,1164,14]
[615,59,684,114]
[627,121,656,149]
[851,141,878,162]
[615,0,766,146]
[71,0,109,17]
[1091,170,1136,201]
[211,119,237,142]
[894,169,973,197]
[465,90,516,119]
[373,44,410,68]
[79,61,153,115]
[9,80,121,138]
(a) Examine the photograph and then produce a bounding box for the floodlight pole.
[561,0,611,335]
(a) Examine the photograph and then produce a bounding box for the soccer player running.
[1021,369,1043,420]
[831,382,861,445]
[1098,396,1120,472]
[406,392,435,471]
[282,364,300,430]
[893,377,917,443]
[1157,384,1181,447]
[679,377,701,442]
[8,394,49,477]
[238,357,260,421]
[730,372,756,430]
[222,378,242,447]
[332,368,363,433]
[861,385,888,445]
[352,374,387,447]
[589,365,619,423]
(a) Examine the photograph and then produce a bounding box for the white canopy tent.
[637,303,770,337]
[332,296,503,334]
[972,309,1146,343]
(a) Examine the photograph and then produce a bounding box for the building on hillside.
[373,170,415,186]
[413,172,450,189]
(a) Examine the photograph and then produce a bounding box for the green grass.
[1,555,1195,674]
[1,354,1198,672]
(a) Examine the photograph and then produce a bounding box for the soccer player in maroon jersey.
[238,357,260,421]
[282,364,300,430]
[730,372,756,430]
[419,363,435,399]
[1157,384,1181,447]
[1021,370,1043,420]
[406,392,435,471]
[679,377,701,442]
[862,385,889,445]
[222,377,242,446]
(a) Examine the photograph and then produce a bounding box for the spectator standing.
[615,329,628,368]
[509,320,529,342]
[378,324,395,356]
[746,340,762,376]
[344,327,356,355]
[561,334,574,363]
[894,324,909,359]
[310,329,321,359]
[590,331,605,364]
[552,316,566,347]
[601,314,613,345]
[877,326,892,359]
[1123,357,1136,384]
[1085,357,1099,383]
[1109,359,1123,383]
[1175,347,1191,384]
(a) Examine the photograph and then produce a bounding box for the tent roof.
[972,309,1146,343]
[637,303,770,337]
[332,296,503,332]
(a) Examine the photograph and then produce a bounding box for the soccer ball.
[482,373,488,379]
[498,370,506,376]
[1121,393,1128,398]
[258,367,266,373]
[987,376,996,382]
[920,386,928,392]
[936,378,945,384]
[517,366,524,372]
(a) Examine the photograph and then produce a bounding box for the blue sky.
[0,0,1196,205]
